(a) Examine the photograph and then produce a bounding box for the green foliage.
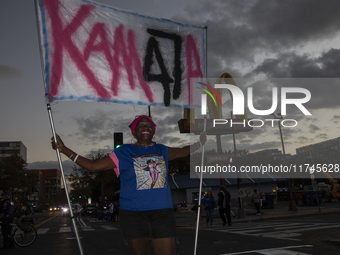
[168,155,190,175]
[0,154,28,197]
[67,150,120,204]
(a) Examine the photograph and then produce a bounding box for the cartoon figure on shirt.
[141,159,164,188]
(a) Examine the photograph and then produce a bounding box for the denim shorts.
[119,208,177,240]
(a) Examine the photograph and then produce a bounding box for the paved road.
[1,202,340,254]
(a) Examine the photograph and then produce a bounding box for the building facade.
[248,149,291,161]
[168,174,285,207]
[0,141,27,161]
[27,169,63,208]
[296,137,340,161]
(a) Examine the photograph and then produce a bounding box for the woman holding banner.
[51,115,206,255]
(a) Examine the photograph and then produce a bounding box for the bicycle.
[8,217,37,247]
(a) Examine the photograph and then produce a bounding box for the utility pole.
[272,113,297,211]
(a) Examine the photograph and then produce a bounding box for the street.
[184,214,340,255]
[1,208,340,255]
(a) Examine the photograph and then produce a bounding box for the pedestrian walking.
[74,202,82,221]
[218,186,232,226]
[203,190,215,227]
[252,189,261,215]
[51,115,206,255]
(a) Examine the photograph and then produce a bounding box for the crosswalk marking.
[81,226,95,231]
[59,227,72,233]
[273,224,315,230]
[37,228,49,234]
[254,224,340,237]
[100,225,119,230]
[85,218,104,223]
[193,221,340,241]
[220,244,313,255]
[34,225,119,234]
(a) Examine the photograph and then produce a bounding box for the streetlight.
[272,113,297,211]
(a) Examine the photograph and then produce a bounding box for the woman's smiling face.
[134,117,154,144]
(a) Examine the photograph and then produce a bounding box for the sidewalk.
[175,201,340,227]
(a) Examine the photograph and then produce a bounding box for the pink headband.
[129,115,156,137]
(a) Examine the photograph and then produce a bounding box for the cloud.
[73,110,129,145]
[332,115,340,124]
[244,49,340,113]
[172,0,340,131]
[296,136,314,145]
[315,133,328,140]
[174,0,340,75]
[250,49,340,78]
[0,64,23,78]
[309,124,321,133]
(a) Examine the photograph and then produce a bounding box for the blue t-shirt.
[109,143,173,211]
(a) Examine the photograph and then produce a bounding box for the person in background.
[218,186,232,226]
[74,202,82,221]
[252,189,261,215]
[113,201,120,222]
[181,200,188,210]
[51,115,206,255]
[203,190,215,227]
[0,191,14,250]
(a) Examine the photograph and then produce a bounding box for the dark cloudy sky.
[1,0,340,174]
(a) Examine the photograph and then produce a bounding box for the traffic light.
[114,132,123,149]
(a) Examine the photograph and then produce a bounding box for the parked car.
[83,204,96,216]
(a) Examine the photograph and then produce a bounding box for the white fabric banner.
[36,0,206,107]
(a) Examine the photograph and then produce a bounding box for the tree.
[0,154,28,199]
[67,150,120,204]
[168,155,190,175]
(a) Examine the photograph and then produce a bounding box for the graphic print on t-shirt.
[133,153,167,190]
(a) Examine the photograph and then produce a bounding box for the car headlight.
[63,208,68,212]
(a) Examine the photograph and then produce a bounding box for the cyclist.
[0,191,14,250]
